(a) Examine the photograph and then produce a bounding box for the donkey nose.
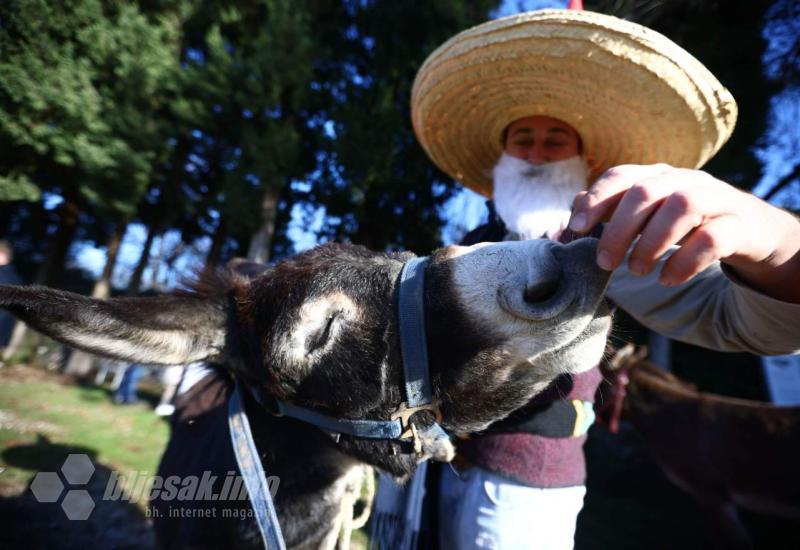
[521,240,562,306]
[551,239,608,282]
[523,273,561,304]
[497,238,611,322]
[496,241,572,321]
[552,238,612,300]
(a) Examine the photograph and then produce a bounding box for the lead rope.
[228,382,286,550]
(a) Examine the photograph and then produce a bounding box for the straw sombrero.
[411,9,738,197]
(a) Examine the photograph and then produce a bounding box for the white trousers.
[438,465,586,550]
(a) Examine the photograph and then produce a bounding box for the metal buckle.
[390,401,443,441]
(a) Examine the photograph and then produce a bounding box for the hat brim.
[411,10,737,197]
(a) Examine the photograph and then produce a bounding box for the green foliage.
[1,0,505,276]
[155,0,321,259]
[0,0,182,218]
[0,172,41,202]
[300,0,499,254]
[0,1,114,179]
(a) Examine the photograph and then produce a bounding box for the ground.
[1,362,798,549]
[0,363,165,549]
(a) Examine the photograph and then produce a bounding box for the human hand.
[567,164,800,300]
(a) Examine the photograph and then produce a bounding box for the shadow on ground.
[0,437,154,550]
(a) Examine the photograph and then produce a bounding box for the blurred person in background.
[114,363,145,405]
[0,240,22,356]
[154,364,188,416]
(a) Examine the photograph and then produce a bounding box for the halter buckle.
[391,401,443,440]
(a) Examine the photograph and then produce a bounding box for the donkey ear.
[226,258,270,280]
[0,285,228,366]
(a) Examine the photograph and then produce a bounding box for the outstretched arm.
[569,164,800,304]
[606,248,800,355]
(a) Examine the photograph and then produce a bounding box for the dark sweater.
[457,201,603,488]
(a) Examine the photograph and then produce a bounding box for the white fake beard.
[492,153,589,240]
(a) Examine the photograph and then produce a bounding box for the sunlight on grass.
[0,365,372,547]
[0,365,169,510]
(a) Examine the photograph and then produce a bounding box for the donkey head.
[0,239,611,475]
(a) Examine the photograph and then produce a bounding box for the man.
[0,241,22,352]
[114,363,145,404]
[372,8,800,550]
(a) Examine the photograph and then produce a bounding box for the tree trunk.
[247,187,280,263]
[36,199,81,285]
[92,222,127,299]
[149,234,168,291]
[1,322,29,363]
[352,216,377,251]
[127,223,159,294]
[64,223,127,376]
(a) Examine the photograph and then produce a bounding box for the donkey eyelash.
[306,311,342,353]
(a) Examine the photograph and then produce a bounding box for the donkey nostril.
[523,278,560,304]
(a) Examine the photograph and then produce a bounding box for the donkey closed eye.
[306,312,341,353]
[283,292,360,362]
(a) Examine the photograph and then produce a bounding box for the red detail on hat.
[567,0,584,9]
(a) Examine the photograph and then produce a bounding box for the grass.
[0,362,370,549]
[0,363,169,510]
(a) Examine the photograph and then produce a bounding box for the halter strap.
[397,257,433,408]
[273,398,403,439]
[228,382,286,550]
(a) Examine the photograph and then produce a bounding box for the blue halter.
[228,256,447,549]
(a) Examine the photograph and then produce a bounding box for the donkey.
[598,347,800,550]
[1,239,611,549]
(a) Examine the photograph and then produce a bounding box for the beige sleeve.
[606,248,800,356]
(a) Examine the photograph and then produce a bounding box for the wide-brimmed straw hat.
[411,9,738,197]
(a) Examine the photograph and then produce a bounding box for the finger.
[597,173,682,271]
[569,164,672,234]
[627,189,706,275]
[659,216,738,286]
[571,190,588,213]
